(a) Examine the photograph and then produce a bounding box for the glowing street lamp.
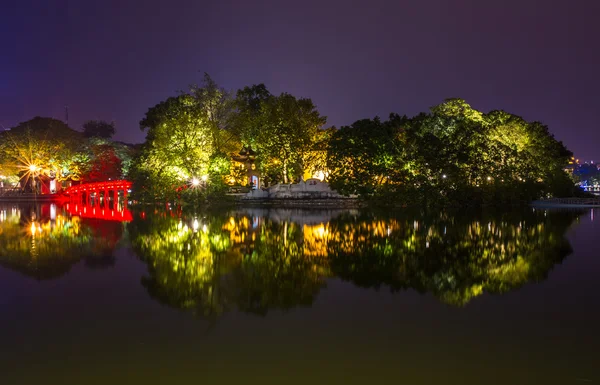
[29,164,40,195]
[191,177,200,187]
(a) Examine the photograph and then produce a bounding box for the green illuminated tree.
[235,86,327,184]
[132,74,238,201]
[327,98,576,205]
[0,117,86,187]
[328,114,412,196]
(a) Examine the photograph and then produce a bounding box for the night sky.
[2,0,599,160]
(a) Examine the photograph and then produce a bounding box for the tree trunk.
[283,158,288,184]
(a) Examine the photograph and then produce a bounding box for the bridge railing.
[64,180,132,194]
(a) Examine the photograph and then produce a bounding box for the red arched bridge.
[64,180,133,221]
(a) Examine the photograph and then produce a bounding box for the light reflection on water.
[0,203,598,384]
[0,203,583,308]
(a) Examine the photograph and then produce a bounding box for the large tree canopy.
[328,99,576,205]
[132,75,238,201]
[235,85,327,184]
[0,117,133,188]
[0,117,85,185]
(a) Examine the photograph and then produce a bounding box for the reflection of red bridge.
[64,180,133,222]
[65,203,133,221]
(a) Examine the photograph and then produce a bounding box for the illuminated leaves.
[327,99,574,203]
[235,86,327,184]
[0,118,86,186]
[134,76,238,201]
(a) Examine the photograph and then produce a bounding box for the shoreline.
[2,195,598,209]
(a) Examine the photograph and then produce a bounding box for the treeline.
[0,117,133,189]
[328,99,578,205]
[131,74,577,205]
[0,75,578,205]
[130,75,327,201]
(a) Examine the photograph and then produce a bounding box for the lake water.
[0,203,598,385]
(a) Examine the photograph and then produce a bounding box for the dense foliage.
[0,117,133,190]
[1,86,579,207]
[131,77,326,201]
[131,74,239,202]
[0,117,87,185]
[328,99,577,205]
[235,85,327,184]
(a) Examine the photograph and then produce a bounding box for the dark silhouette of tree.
[83,120,116,139]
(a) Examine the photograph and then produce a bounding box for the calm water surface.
[0,203,598,385]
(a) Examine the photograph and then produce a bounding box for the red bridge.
[64,180,133,221]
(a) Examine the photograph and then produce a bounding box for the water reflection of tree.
[130,208,580,316]
[130,214,327,317]
[131,214,232,317]
[231,219,327,315]
[0,205,125,279]
[0,206,91,279]
[326,210,578,305]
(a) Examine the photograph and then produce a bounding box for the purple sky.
[2,0,599,159]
